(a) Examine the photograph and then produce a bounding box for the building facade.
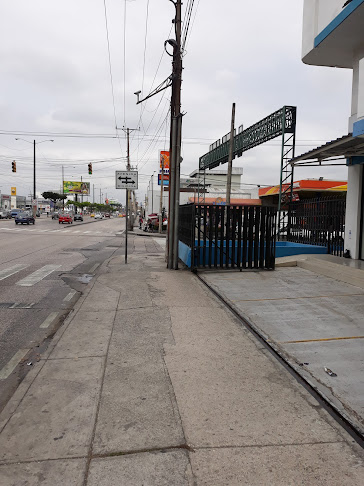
[302,0,364,259]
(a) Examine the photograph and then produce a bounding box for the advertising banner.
[158,174,169,186]
[11,187,16,196]
[63,181,90,195]
[160,151,170,173]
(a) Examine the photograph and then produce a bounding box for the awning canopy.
[290,133,364,166]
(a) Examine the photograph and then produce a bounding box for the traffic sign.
[115,171,138,189]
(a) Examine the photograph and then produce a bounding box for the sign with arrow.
[115,171,138,189]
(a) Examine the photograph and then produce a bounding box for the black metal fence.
[179,204,277,270]
[287,197,346,256]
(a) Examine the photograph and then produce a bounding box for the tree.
[42,192,67,209]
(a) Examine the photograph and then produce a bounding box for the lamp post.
[151,171,156,213]
[15,138,54,216]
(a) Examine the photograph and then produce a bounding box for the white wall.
[302,0,355,59]
[345,164,363,259]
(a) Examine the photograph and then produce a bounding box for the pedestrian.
[139,216,143,229]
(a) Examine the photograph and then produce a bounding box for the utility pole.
[226,103,235,205]
[168,0,183,270]
[151,173,154,213]
[100,188,101,204]
[119,127,139,231]
[93,184,95,204]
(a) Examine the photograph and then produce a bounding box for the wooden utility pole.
[226,103,236,205]
[168,0,183,269]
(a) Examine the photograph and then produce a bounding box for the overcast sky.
[0,0,352,204]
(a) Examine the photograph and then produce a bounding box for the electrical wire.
[183,0,200,52]
[103,0,123,154]
[123,0,127,126]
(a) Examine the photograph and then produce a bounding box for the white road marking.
[73,230,81,233]
[16,265,61,287]
[0,349,30,380]
[89,263,100,273]
[0,264,29,281]
[40,311,59,329]
[82,231,92,234]
[63,290,77,301]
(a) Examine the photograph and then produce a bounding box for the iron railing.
[179,204,277,270]
[287,197,346,256]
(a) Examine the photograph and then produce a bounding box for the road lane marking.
[73,230,81,233]
[0,264,29,281]
[89,263,100,273]
[82,231,92,234]
[63,290,77,301]
[0,349,30,380]
[40,312,59,329]
[281,336,364,344]
[16,265,61,287]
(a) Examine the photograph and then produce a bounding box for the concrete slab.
[281,339,364,422]
[88,450,192,486]
[96,273,154,309]
[201,268,364,435]
[149,271,221,308]
[93,307,185,454]
[190,442,364,486]
[0,357,103,463]
[49,310,115,359]
[80,281,119,312]
[0,458,86,486]
[164,305,345,448]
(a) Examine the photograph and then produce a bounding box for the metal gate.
[179,204,277,271]
[287,197,346,256]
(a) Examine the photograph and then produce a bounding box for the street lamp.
[15,138,54,215]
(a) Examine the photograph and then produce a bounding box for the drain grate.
[0,302,35,309]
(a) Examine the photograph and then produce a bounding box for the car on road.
[59,214,73,224]
[104,213,110,218]
[15,212,35,225]
[10,209,21,218]
[0,209,11,219]
[74,214,83,222]
[94,213,103,219]
[51,212,59,219]
[90,213,95,218]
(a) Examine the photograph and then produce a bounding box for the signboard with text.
[160,151,170,173]
[158,173,169,186]
[115,171,138,189]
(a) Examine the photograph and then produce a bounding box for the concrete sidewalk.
[0,236,363,485]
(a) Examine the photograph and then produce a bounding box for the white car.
[94,213,103,219]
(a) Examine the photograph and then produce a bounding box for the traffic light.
[12,161,16,172]
[88,163,92,175]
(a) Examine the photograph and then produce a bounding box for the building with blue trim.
[302,0,364,259]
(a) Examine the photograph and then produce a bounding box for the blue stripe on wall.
[314,0,364,48]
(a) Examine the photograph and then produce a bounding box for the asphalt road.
[0,215,125,412]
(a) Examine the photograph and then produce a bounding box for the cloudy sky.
[0,0,352,205]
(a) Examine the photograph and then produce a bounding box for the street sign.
[115,171,138,189]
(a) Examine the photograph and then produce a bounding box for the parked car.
[15,212,35,225]
[59,214,73,224]
[35,210,41,217]
[0,209,11,219]
[52,212,59,219]
[94,213,103,219]
[90,213,95,218]
[74,214,83,222]
[104,213,110,218]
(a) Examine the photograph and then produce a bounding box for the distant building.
[145,167,260,215]
[300,0,364,259]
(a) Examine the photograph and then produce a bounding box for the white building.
[301,0,364,259]
[144,168,259,216]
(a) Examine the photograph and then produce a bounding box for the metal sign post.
[115,171,138,264]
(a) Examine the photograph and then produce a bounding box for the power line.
[102,0,124,155]
[123,0,127,126]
